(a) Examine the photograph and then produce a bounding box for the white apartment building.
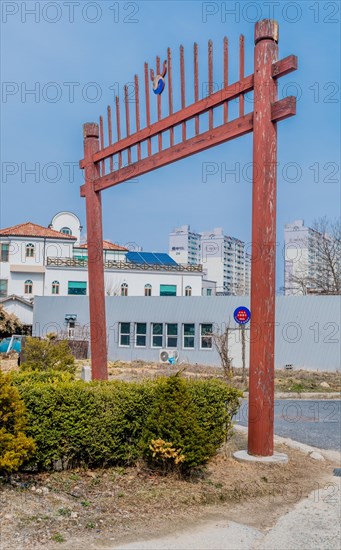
[170,226,250,295]
[169,225,201,265]
[284,219,332,295]
[201,228,249,295]
[0,212,207,326]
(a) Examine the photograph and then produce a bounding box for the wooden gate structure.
[80,19,297,457]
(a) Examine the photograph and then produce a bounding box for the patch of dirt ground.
[107,362,340,394]
[0,431,338,550]
[1,356,340,393]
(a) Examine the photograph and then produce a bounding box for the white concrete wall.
[10,272,44,298]
[201,257,224,292]
[44,267,203,297]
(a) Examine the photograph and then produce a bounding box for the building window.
[200,324,213,349]
[152,323,163,348]
[121,283,128,296]
[119,322,131,347]
[0,244,9,262]
[183,323,195,349]
[61,227,72,235]
[144,284,152,296]
[68,281,87,295]
[185,285,192,296]
[24,280,33,294]
[166,323,178,348]
[160,284,176,296]
[0,279,8,297]
[52,281,60,295]
[207,288,212,296]
[135,323,147,347]
[26,243,35,258]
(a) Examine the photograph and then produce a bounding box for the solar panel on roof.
[126,252,178,266]
[157,253,178,266]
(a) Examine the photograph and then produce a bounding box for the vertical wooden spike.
[107,105,113,172]
[239,34,245,116]
[180,45,186,141]
[167,47,174,146]
[124,84,132,164]
[99,115,105,175]
[156,56,162,151]
[115,95,122,169]
[144,62,152,156]
[223,37,229,123]
[194,43,199,135]
[208,39,213,130]
[134,74,141,161]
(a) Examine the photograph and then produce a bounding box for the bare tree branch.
[286,217,341,295]
[210,324,234,380]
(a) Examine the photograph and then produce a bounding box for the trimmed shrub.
[142,375,217,471]
[20,337,76,376]
[11,370,74,386]
[16,376,241,472]
[0,370,35,474]
[188,379,241,448]
[17,380,154,470]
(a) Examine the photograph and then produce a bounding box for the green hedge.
[15,375,241,471]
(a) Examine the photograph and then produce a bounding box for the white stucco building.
[1,212,208,326]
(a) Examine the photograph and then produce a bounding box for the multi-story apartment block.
[170,226,250,295]
[244,253,251,296]
[169,225,201,265]
[284,219,330,295]
[200,228,249,295]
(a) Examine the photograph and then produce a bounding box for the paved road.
[235,399,341,451]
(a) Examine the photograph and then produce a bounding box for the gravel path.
[112,476,340,550]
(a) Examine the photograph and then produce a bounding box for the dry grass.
[1,355,340,393]
[104,361,341,393]
[0,431,336,550]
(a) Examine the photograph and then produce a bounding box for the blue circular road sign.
[234,306,251,325]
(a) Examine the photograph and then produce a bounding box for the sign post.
[233,306,250,383]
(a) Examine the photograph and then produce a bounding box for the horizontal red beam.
[271,95,296,121]
[80,96,296,196]
[81,113,253,195]
[272,54,298,79]
[79,56,297,169]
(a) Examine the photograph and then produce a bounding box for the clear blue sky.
[1,1,340,291]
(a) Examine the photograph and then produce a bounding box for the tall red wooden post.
[248,20,279,456]
[83,123,108,380]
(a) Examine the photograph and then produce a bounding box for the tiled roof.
[0,222,76,240]
[77,240,128,251]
